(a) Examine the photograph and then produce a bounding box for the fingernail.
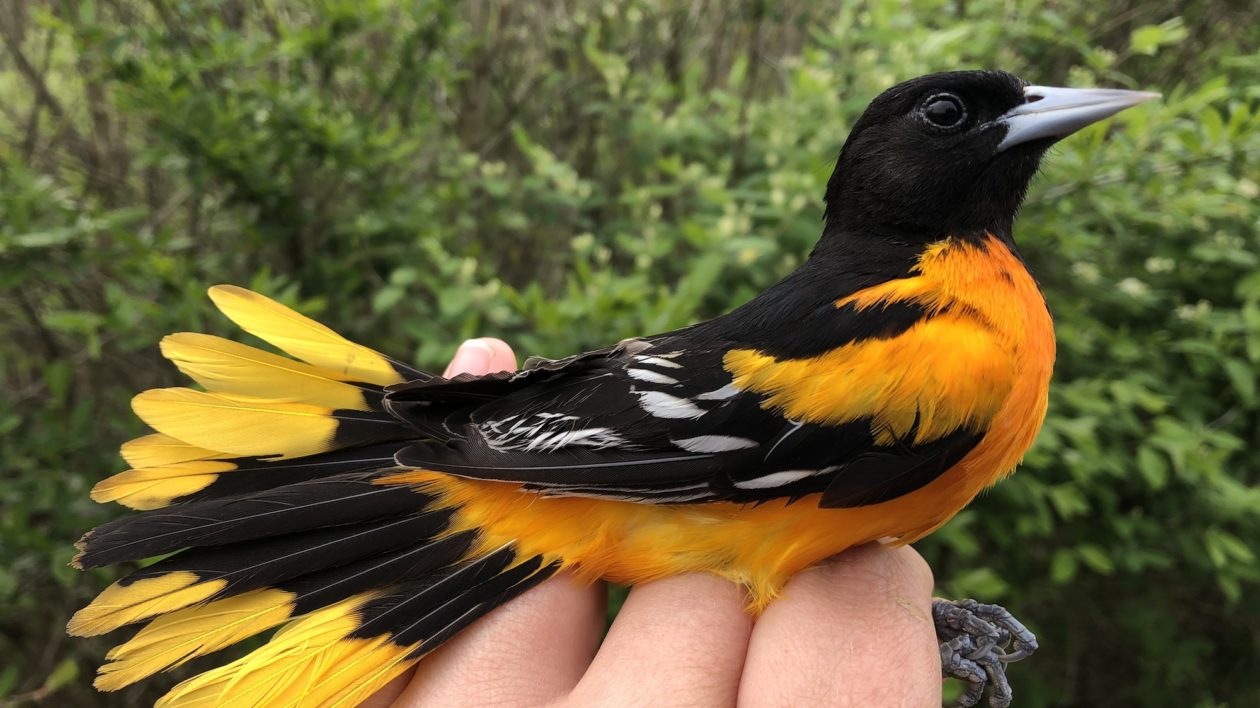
[444,339,494,377]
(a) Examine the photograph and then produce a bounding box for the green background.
[2,1,1257,705]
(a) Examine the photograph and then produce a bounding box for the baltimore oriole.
[69,71,1156,707]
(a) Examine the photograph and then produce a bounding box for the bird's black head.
[821,70,1156,244]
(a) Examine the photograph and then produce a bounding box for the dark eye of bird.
[921,93,967,128]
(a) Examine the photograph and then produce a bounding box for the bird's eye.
[921,93,967,129]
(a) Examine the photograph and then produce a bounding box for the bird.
[68,70,1157,708]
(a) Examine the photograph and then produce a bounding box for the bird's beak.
[996,85,1160,151]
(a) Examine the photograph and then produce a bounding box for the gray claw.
[940,635,986,707]
[935,598,1038,708]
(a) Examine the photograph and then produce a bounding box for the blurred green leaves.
[1,0,1257,705]
[1130,19,1189,57]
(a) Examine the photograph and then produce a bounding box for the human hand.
[361,338,942,707]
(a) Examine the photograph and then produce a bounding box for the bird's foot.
[934,598,1038,708]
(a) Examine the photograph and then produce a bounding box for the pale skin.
[361,338,942,707]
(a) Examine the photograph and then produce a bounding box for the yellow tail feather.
[207,285,406,387]
[95,588,298,691]
[90,460,238,510]
[132,388,340,460]
[67,573,226,637]
[80,285,435,704]
[120,433,227,469]
[160,332,373,411]
[156,594,417,708]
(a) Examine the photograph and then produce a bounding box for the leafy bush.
[1,1,1257,705]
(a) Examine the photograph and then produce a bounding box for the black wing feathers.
[382,285,981,506]
[820,429,983,508]
[396,437,725,487]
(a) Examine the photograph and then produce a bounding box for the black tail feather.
[76,471,433,569]
[173,443,403,505]
[114,513,456,606]
[349,546,560,657]
[283,531,479,616]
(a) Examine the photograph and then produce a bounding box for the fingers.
[394,574,606,707]
[357,671,411,708]
[738,544,941,707]
[569,574,753,706]
[443,337,517,377]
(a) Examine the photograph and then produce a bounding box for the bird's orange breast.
[386,234,1054,610]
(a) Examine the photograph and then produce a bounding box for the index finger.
[442,337,518,377]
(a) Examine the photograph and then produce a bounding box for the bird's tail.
[69,286,557,707]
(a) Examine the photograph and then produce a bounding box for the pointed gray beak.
[996,85,1160,151]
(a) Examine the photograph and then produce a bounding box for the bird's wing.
[386,319,992,507]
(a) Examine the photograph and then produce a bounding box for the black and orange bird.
[68,71,1156,707]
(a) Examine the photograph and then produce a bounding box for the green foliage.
[2,1,1257,705]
